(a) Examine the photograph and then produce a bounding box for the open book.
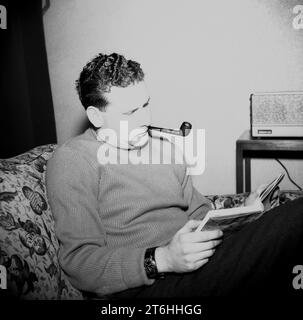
[195,173,285,235]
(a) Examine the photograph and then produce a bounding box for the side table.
[236,130,303,193]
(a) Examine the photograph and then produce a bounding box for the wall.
[43,0,303,194]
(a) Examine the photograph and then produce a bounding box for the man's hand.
[155,220,223,273]
[244,184,268,206]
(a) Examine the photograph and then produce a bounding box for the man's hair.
[75,53,144,110]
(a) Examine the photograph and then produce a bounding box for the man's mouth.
[128,126,149,148]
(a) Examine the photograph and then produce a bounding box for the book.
[195,173,285,235]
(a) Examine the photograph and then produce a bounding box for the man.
[46,52,303,299]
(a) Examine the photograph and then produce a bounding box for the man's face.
[99,81,151,149]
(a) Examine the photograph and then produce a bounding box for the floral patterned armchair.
[0,144,302,299]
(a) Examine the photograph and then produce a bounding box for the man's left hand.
[244,184,267,206]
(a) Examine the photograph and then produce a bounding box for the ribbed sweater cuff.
[121,247,155,289]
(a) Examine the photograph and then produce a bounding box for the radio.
[250,91,303,137]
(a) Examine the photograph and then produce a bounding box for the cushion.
[0,145,83,300]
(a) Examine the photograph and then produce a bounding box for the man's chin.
[129,138,149,150]
[127,133,150,150]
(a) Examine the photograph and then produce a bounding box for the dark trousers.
[112,198,303,298]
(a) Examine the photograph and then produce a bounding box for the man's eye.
[123,108,139,115]
[123,110,135,116]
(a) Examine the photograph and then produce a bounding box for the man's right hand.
[155,220,223,274]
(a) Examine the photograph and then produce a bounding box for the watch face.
[144,247,165,279]
[144,257,157,279]
[144,248,158,279]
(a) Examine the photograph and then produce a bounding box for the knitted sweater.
[46,128,212,297]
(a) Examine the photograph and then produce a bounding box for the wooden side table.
[236,130,303,193]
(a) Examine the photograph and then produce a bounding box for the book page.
[259,173,285,202]
[195,199,263,233]
[195,173,284,234]
[202,209,265,235]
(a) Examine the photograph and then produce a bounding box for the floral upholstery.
[0,144,302,300]
[0,145,83,300]
[205,190,303,210]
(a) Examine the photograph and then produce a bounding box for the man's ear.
[86,106,104,128]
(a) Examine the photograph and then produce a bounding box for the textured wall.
[43,0,303,194]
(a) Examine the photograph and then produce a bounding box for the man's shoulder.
[49,128,100,169]
[61,127,99,152]
[46,129,100,196]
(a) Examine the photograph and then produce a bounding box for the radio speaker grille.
[251,92,303,125]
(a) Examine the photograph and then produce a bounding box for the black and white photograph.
[1,0,303,318]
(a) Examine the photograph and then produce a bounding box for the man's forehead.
[104,82,149,110]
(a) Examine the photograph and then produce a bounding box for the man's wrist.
[155,246,171,273]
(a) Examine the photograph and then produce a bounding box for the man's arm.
[46,147,154,296]
[181,172,213,220]
[163,137,212,220]
[153,151,222,274]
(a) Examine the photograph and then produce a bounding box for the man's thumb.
[179,220,201,234]
[256,183,268,196]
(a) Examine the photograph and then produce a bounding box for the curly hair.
[75,53,145,110]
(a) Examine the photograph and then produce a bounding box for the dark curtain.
[0,0,57,158]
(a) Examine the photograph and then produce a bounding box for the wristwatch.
[144,247,165,279]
